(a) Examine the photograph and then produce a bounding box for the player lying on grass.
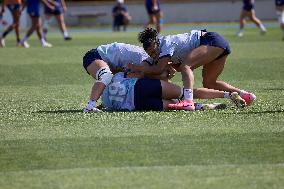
[128,28,256,111]
[99,71,245,112]
[82,42,161,113]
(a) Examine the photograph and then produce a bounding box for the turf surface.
[0,24,283,189]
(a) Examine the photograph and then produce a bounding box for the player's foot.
[83,107,102,113]
[42,42,52,48]
[260,29,266,35]
[195,103,227,111]
[168,99,195,111]
[0,38,5,47]
[64,36,72,41]
[18,41,30,48]
[236,31,243,37]
[240,92,256,106]
[230,92,246,108]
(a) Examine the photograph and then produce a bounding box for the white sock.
[63,31,69,38]
[88,100,96,108]
[21,36,28,43]
[40,38,46,45]
[240,90,248,97]
[260,24,266,31]
[224,92,231,99]
[183,88,193,100]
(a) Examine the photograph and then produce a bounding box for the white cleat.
[236,32,243,37]
[42,42,52,48]
[0,38,5,47]
[260,29,267,35]
[18,41,30,48]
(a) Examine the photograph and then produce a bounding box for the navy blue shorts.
[134,78,163,111]
[243,0,254,11]
[275,0,284,6]
[200,32,231,59]
[83,48,102,74]
[7,4,21,13]
[44,5,63,15]
[145,2,161,14]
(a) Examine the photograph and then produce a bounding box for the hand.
[127,63,140,72]
[63,6,67,13]
[83,107,102,113]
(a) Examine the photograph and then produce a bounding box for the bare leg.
[12,10,21,43]
[86,60,110,101]
[202,55,241,93]
[55,14,69,37]
[43,14,52,38]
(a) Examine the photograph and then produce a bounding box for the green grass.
[0,25,284,189]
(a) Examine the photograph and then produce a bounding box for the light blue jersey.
[159,30,202,65]
[97,42,152,70]
[102,72,138,111]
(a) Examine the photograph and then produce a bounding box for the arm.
[61,0,67,12]
[41,0,55,10]
[152,0,159,10]
[128,57,170,75]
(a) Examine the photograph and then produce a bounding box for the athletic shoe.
[230,92,246,108]
[83,107,102,113]
[18,41,30,48]
[42,42,52,48]
[260,29,267,35]
[236,31,243,37]
[195,103,227,111]
[0,38,5,47]
[168,99,195,111]
[64,36,72,41]
[240,92,256,106]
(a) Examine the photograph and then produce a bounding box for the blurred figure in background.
[0,12,8,27]
[42,0,72,41]
[236,0,266,37]
[0,0,23,47]
[18,0,54,48]
[275,0,284,40]
[145,0,162,33]
[112,0,131,32]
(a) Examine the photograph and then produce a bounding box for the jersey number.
[108,83,127,102]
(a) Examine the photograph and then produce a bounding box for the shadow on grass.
[263,88,284,91]
[221,109,284,115]
[36,109,84,114]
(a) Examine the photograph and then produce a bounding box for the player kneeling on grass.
[128,28,256,111]
[99,71,246,112]
[82,42,155,113]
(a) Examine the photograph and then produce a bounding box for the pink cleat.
[168,99,195,111]
[241,92,256,106]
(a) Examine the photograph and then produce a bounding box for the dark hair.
[138,28,159,50]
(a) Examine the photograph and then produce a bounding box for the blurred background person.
[0,0,23,47]
[275,0,284,40]
[236,0,266,37]
[42,0,72,41]
[0,11,8,27]
[112,0,131,32]
[18,0,54,48]
[145,0,162,33]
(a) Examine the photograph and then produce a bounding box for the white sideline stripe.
[1,163,284,175]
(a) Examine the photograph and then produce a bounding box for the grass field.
[0,24,284,189]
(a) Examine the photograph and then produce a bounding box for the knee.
[202,79,215,89]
